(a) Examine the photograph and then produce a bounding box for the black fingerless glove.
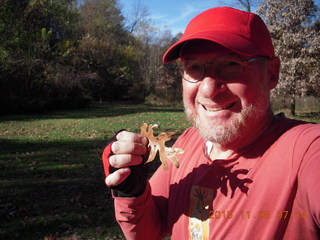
[111,159,149,197]
[102,130,149,197]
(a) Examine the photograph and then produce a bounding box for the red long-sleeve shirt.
[102,115,320,239]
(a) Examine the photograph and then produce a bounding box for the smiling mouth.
[203,102,236,112]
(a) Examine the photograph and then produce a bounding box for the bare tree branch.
[126,0,150,33]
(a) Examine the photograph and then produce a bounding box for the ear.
[267,57,280,89]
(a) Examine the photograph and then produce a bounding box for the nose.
[199,75,227,98]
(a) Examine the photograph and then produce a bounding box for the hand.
[104,130,149,197]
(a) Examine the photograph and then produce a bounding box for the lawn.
[0,103,319,240]
[0,103,190,240]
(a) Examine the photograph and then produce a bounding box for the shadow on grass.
[0,103,184,239]
[0,138,157,239]
[297,111,320,119]
[0,102,185,122]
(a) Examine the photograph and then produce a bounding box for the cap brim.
[162,31,262,63]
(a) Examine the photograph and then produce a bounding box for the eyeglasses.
[178,56,268,83]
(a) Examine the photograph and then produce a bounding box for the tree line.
[0,0,181,113]
[0,0,319,114]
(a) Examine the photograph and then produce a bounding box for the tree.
[237,0,253,12]
[0,0,84,113]
[121,0,181,102]
[228,0,263,12]
[258,0,319,115]
[0,0,181,113]
[306,17,320,99]
[125,0,150,34]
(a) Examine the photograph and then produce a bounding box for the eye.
[215,58,243,80]
[184,61,203,73]
[227,60,241,67]
[218,59,242,69]
[180,61,204,82]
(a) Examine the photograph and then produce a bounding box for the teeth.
[204,103,234,112]
[206,107,225,112]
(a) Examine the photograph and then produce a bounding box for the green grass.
[275,109,320,123]
[0,103,319,240]
[0,103,189,240]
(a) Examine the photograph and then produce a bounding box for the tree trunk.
[290,97,296,116]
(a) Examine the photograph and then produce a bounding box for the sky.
[119,0,234,35]
[119,0,320,36]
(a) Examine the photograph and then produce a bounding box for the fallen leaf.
[140,123,184,171]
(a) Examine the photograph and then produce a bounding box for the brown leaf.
[140,123,184,171]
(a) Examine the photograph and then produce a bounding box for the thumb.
[105,167,131,187]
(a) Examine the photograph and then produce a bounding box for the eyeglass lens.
[180,57,244,82]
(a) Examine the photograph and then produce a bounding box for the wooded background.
[0,0,319,115]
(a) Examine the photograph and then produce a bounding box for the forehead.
[179,40,236,60]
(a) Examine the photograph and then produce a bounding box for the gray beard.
[184,104,262,146]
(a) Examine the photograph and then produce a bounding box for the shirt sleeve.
[110,148,176,239]
[113,182,169,239]
[102,143,169,238]
[298,133,320,227]
[295,124,320,227]
[112,158,172,239]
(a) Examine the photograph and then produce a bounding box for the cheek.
[230,82,269,108]
[235,67,271,106]
[182,81,198,105]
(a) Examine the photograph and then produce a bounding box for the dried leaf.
[140,123,184,171]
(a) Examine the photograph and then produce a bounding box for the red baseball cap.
[162,7,275,63]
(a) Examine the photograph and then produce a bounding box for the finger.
[111,141,147,155]
[109,154,143,168]
[105,168,131,187]
[116,131,148,145]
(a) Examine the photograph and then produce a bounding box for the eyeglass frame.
[178,55,269,83]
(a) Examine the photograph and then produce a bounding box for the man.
[102,7,320,240]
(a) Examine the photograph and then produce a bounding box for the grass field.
[0,103,190,240]
[0,103,319,240]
